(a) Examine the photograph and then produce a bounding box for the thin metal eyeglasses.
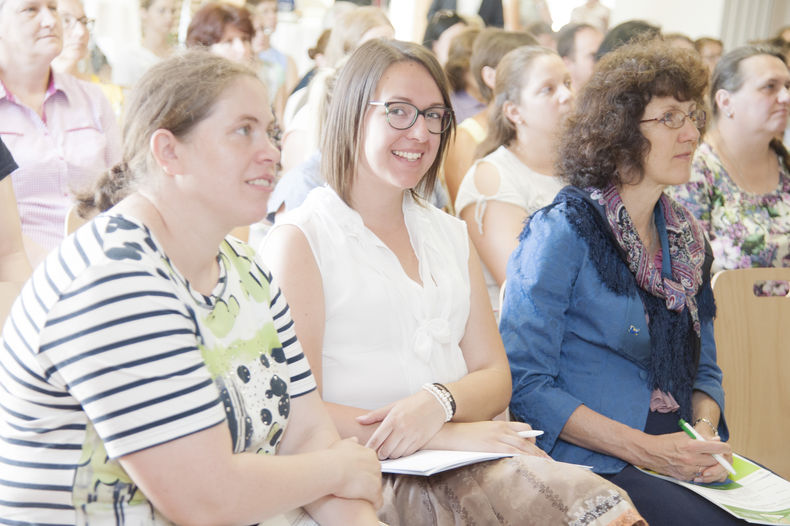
[62,15,94,30]
[369,101,453,134]
[640,108,707,129]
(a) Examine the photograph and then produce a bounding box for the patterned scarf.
[590,184,707,335]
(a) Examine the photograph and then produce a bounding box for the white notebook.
[380,450,516,476]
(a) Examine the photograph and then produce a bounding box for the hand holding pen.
[678,418,737,481]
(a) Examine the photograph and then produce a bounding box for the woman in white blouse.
[455,46,573,311]
[262,38,643,526]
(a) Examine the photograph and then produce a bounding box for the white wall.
[610,0,725,40]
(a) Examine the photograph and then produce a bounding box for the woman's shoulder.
[457,117,487,142]
[20,214,175,323]
[273,186,358,247]
[690,142,724,184]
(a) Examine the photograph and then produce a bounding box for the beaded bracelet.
[422,382,456,422]
[693,417,719,437]
[432,382,456,417]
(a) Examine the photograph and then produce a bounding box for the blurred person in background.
[52,0,124,117]
[595,20,660,61]
[422,9,467,66]
[291,28,330,95]
[443,28,536,203]
[247,0,298,121]
[695,37,723,76]
[665,32,696,52]
[526,21,556,50]
[671,45,790,277]
[455,46,573,313]
[279,5,394,173]
[0,0,121,264]
[112,0,178,88]
[570,0,609,33]
[557,22,603,91]
[444,26,484,123]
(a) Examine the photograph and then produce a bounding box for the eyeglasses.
[640,108,706,129]
[62,14,94,31]
[369,101,453,134]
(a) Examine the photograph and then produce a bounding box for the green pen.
[678,418,737,476]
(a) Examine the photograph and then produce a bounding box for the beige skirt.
[377,455,646,526]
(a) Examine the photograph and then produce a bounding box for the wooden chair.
[711,267,790,479]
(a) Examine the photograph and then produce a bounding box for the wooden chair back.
[711,267,790,479]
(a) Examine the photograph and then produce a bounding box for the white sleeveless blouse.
[268,186,471,410]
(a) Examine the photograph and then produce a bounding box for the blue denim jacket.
[500,198,727,475]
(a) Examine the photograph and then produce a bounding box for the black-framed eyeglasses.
[640,108,706,129]
[369,101,453,134]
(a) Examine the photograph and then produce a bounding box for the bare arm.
[444,127,478,205]
[278,391,382,525]
[120,394,381,526]
[0,178,32,283]
[458,161,528,286]
[448,242,512,419]
[501,0,522,31]
[560,404,731,483]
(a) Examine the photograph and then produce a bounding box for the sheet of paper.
[636,455,790,524]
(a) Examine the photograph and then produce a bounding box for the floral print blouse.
[670,141,790,274]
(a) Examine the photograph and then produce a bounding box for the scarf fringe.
[542,188,716,421]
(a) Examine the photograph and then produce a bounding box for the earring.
[725,110,733,118]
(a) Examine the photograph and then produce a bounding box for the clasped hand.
[329,437,384,509]
[356,391,550,460]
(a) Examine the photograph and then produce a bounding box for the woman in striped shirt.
[0,50,381,526]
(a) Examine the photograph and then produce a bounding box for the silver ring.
[695,466,703,478]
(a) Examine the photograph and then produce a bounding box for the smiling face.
[508,53,574,136]
[0,0,62,64]
[639,96,701,188]
[173,75,280,228]
[356,60,444,195]
[724,54,790,137]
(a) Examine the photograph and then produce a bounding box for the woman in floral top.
[671,45,790,274]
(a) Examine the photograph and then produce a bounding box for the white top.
[570,3,610,33]
[455,145,566,309]
[111,43,161,88]
[0,214,314,524]
[267,186,471,410]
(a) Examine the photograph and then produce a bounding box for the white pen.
[517,430,544,438]
[678,418,737,476]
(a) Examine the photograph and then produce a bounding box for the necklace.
[712,131,778,194]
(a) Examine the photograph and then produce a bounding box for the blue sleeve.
[500,205,586,453]
[694,305,729,440]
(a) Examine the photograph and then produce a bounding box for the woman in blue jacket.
[501,38,743,524]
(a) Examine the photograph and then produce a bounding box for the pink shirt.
[0,71,121,251]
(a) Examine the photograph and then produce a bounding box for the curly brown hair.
[558,38,708,189]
